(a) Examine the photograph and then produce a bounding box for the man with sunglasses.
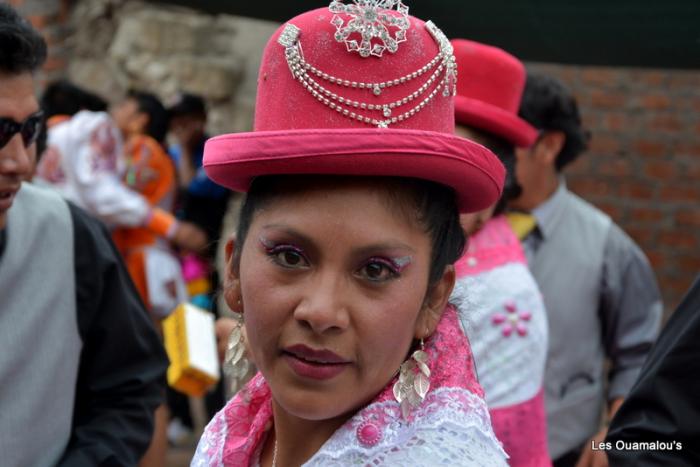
[0,5,168,467]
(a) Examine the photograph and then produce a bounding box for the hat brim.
[454,95,538,148]
[204,128,505,213]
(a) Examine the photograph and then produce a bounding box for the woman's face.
[227,179,452,421]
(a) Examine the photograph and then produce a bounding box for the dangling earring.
[223,317,254,396]
[393,339,431,419]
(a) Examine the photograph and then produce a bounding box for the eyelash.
[262,243,402,282]
[264,244,309,269]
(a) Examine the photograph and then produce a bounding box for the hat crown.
[255,7,456,133]
[452,39,526,114]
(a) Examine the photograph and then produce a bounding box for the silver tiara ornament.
[329,0,410,58]
[276,14,457,129]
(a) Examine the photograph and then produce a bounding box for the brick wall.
[527,62,700,313]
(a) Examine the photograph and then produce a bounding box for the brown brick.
[582,68,620,87]
[618,181,655,200]
[675,211,700,227]
[641,71,668,87]
[630,207,666,223]
[569,179,615,198]
[640,95,672,110]
[649,114,683,132]
[625,227,654,246]
[596,202,624,220]
[675,142,700,157]
[659,231,699,250]
[678,255,700,274]
[590,90,627,109]
[599,159,631,177]
[590,136,621,154]
[643,161,676,180]
[645,250,667,269]
[669,73,700,88]
[602,113,628,132]
[660,185,700,203]
[633,140,668,157]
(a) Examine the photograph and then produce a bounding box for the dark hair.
[462,127,520,215]
[518,73,590,171]
[234,175,466,287]
[168,93,206,120]
[0,4,47,75]
[127,90,169,145]
[40,80,108,119]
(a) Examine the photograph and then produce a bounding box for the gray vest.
[0,183,81,467]
[528,191,611,458]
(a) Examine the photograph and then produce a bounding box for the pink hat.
[204,2,505,213]
[452,39,537,148]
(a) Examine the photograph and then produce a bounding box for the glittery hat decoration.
[329,0,410,58]
[278,0,457,129]
[203,4,506,215]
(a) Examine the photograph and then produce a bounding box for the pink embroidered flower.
[491,300,532,337]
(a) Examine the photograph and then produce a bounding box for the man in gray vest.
[0,5,168,466]
[511,73,662,467]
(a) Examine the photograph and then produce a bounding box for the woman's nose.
[293,271,351,334]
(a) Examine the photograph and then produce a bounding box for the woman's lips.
[282,344,351,380]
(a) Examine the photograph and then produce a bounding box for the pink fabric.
[181,254,208,282]
[455,216,551,467]
[490,389,551,467]
[204,129,503,213]
[451,39,537,148]
[203,7,506,214]
[202,306,486,465]
[456,215,526,277]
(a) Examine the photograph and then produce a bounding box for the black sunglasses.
[0,111,44,150]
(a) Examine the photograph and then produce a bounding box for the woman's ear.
[415,265,456,340]
[223,235,243,314]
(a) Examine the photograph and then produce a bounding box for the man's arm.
[576,223,663,467]
[58,203,168,467]
[600,223,662,400]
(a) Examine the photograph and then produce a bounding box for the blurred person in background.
[0,4,168,466]
[513,73,662,467]
[449,39,551,467]
[166,92,231,444]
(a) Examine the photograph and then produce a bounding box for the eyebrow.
[260,224,416,256]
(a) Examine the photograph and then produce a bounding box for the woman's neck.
[261,399,351,467]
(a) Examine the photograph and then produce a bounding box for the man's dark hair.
[234,175,466,288]
[41,80,108,119]
[127,89,169,145]
[519,73,591,171]
[0,4,47,75]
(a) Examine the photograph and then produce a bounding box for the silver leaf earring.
[223,318,255,396]
[393,338,430,419]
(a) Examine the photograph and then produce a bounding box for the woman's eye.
[358,261,398,282]
[270,248,308,269]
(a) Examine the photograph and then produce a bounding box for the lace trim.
[310,386,506,462]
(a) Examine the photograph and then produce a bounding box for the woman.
[193,2,508,465]
[450,40,551,466]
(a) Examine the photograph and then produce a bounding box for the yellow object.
[186,277,212,297]
[163,303,220,397]
[506,212,538,241]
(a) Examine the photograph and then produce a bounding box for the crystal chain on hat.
[277,20,457,129]
[328,0,410,58]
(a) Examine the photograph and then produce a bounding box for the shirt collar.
[531,178,568,239]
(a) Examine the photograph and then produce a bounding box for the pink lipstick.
[282,344,351,380]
